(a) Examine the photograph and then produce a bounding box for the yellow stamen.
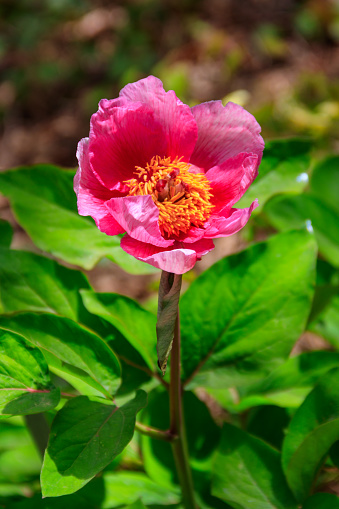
[125,156,214,239]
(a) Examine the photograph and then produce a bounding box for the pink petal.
[204,200,258,238]
[120,76,198,161]
[105,195,173,248]
[89,99,168,191]
[75,138,125,236]
[190,101,264,170]
[173,226,206,244]
[120,235,215,274]
[207,152,259,212]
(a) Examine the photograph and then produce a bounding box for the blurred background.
[1,0,339,298]
[1,0,339,170]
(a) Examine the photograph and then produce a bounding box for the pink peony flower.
[75,76,264,274]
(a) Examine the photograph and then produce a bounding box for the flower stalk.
[169,309,197,509]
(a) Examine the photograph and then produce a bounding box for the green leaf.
[264,194,339,268]
[244,350,339,403]
[212,423,297,509]
[302,493,339,509]
[246,405,290,450]
[237,138,311,212]
[0,247,90,320]
[81,290,157,370]
[208,387,311,414]
[84,471,180,507]
[7,471,179,508]
[110,333,152,396]
[0,313,121,398]
[0,329,60,417]
[156,272,182,375]
[310,155,339,214]
[0,220,13,247]
[282,368,339,502]
[180,230,317,387]
[209,351,339,414]
[41,390,147,497]
[0,165,156,273]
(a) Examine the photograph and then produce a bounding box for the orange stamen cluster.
[125,156,214,239]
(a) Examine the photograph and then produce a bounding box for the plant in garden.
[0,78,339,509]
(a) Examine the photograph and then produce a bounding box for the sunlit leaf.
[0,313,121,398]
[41,390,147,497]
[212,423,297,509]
[0,329,59,417]
[81,291,157,370]
[0,247,90,320]
[0,165,156,273]
[180,230,316,388]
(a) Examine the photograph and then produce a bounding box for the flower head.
[75,76,264,274]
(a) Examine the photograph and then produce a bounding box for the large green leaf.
[41,390,147,497]
[0,330,59,417]
[282,368,339,502]
[0,165,156,273]
[212,423,297,509]
[0,313,121,398]
[0,247,90,320]
[302,493,339,509]
[237,138,311,212]
[310,155,339,214]
[264,194,339,267]
[81,291,157,370]
[0,220,13,247]
[180,230,316,387]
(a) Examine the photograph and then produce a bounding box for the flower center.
[125,156,214,239]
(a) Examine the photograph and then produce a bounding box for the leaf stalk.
[135,421,176,442]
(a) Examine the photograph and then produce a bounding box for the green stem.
[170,309,197,509]
[135,421,176,442]
[24,413,49,459]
